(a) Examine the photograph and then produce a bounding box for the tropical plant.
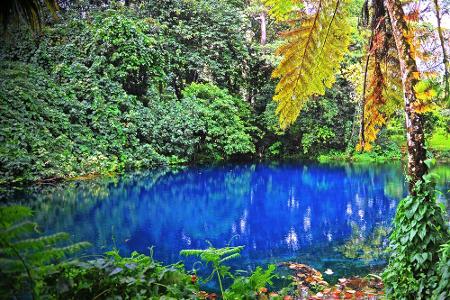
[180,244,245,298]
[182,83,257,160]
[264,0,439,190]
[0,61,167,184]
[0,205,90,299]
[42,249,199,299]
[142,0,251,96]
[261,76,356,157]
[264,0,449,298]
[382,176,449,299]
[267,0,352,129]
[223,264,277,299]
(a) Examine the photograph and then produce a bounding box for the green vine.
[383,167,450,299]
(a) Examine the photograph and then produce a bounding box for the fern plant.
[180,244,244,299]
[266,0,352,129]
[0,205,90,299]
[223,264,277,299]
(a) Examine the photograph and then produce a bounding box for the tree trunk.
[259,12,267,45]
[384,0,428,194]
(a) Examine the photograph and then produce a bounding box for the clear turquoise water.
[19,162,450,280]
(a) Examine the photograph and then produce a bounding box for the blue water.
[20,162,450,279]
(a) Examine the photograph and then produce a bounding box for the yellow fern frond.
[357,19,403,151]
[271,0,352,128]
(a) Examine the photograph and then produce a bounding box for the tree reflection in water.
[6,162,449,278]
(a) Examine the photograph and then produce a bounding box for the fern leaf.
[28,242,91,264]
[0,205,90,298]
[219,253,241,263]
[179,249,205,256]
[0,221,37,242]
[357,20,402,151]
[0,206,32,227]
[271,0,352,128]
[0,258,24,272]
[216,246,244,256]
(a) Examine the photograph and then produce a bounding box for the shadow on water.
[4,162,450,280]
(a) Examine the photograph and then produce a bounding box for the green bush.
[0,62,79,183]
[145,97,205,158]
[26,8,165,97]
[42,250,199,299]
[0,61,167,184]
[142,0,250,95]
[182,83,257,160]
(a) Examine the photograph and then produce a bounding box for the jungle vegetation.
[0,0,447,186]
[0,0,449,299]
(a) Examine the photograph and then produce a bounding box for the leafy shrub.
[383,175,450,299]
[0,205,90,299]
[182,83,256,160]
[88,10,164,96]
[144,97,205,158]
[42,249,199,299]
[224,264,277,299]
[0,62,80,183]
[24,8,165,97]
[142,0,250,94]
[0,61,167,184]
[181,245,245,296]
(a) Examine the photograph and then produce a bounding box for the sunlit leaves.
[182,83,256,160]
[269,0,352,129]
[413,79,439,113]
[263,0,301,21]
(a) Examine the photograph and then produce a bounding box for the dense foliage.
[383,174,450,299]
[434,241,450,299]
[0,61,167,183]
[42,250,199,299]
[0,2,377,185]
[182,83,256,160]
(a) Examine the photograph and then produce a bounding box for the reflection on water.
[8,162,450,278]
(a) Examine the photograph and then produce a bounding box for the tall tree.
[384,0,428,191]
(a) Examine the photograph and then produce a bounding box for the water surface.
[15,162,450,279]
